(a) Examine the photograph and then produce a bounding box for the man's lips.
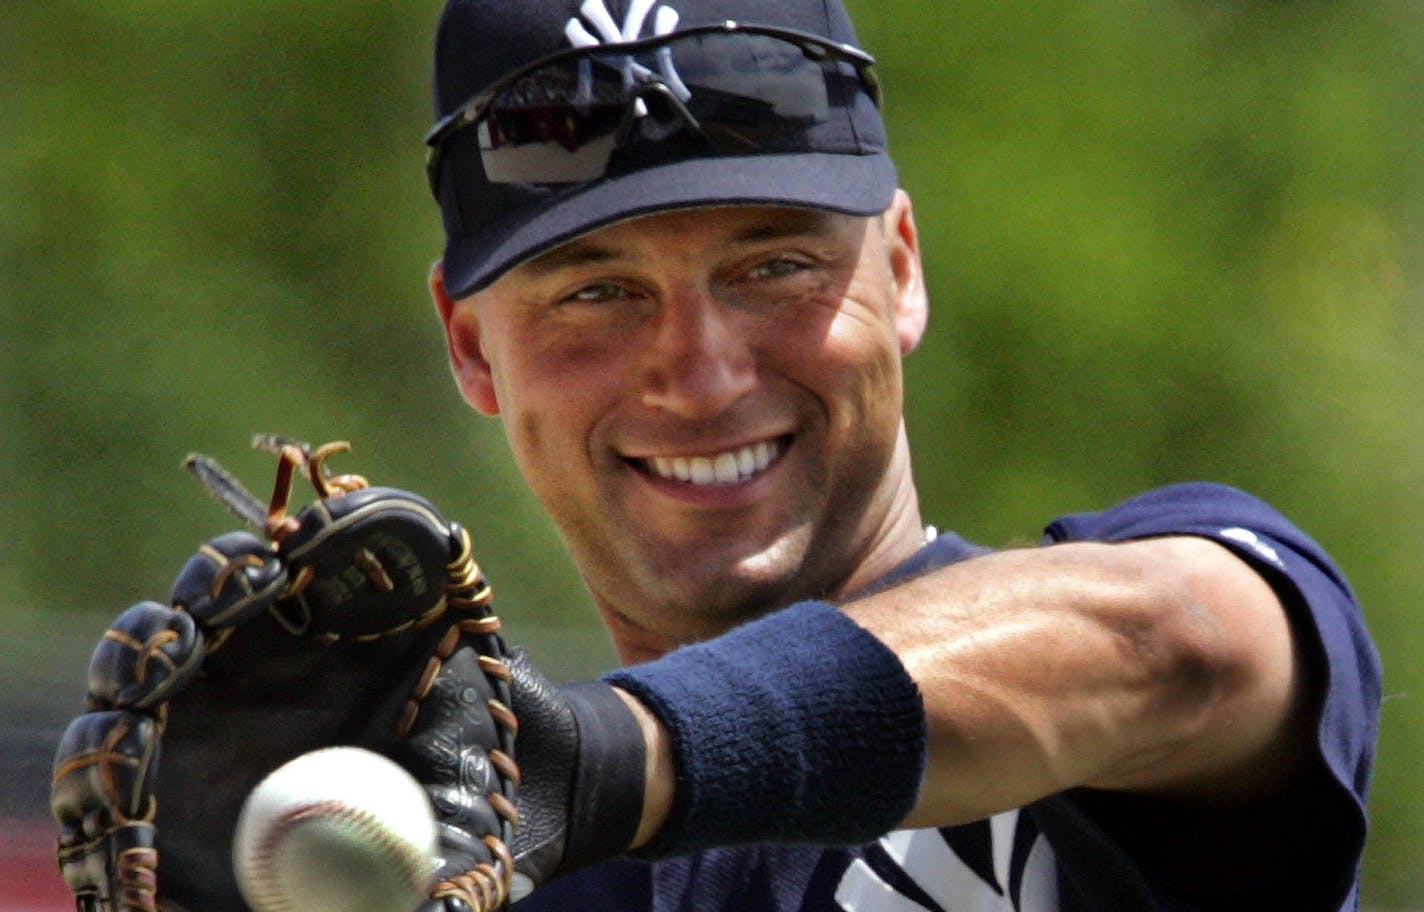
[633,438,786,486]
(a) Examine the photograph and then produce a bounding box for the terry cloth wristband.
[604,600,927,857]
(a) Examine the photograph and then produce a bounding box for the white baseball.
[233,746,440,912]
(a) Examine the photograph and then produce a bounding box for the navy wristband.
[604,601,926,857]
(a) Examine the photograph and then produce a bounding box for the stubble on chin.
[585,521,831,652]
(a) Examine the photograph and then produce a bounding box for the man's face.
[436,195,928,657]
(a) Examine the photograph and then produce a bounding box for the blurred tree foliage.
[2,1,1419,905]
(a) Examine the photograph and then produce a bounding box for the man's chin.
[571,515,830,635]
[637,552,825,633]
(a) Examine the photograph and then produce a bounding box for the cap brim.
[441,151,898,299]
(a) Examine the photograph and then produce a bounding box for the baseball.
[232,746,440,912]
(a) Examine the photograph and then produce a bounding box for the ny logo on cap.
[565,0,681,46]
[563,0,692,111]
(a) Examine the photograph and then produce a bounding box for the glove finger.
[53,599,193,911]
[170,531,286,631]
[277,487,457,642]
[52,709,160,909]
[87,602,204,712]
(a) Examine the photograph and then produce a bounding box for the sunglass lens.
[479,61,628,182]
[475,32,870,185]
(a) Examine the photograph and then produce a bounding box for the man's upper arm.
[1078,534,1306,799]
[1044,482,1381,808]
[1038,482,1381,906]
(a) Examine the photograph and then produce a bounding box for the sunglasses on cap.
[425,21,882,194]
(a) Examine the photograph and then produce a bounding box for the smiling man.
[48,0,1382,910]
[418,1,1381,910]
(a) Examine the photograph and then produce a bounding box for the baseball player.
[52,0,1381,910]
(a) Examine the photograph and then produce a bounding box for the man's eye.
[564,283,627,305]
[748,258,807,281]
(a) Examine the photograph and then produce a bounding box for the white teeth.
[690,457,715,485]
[644,440,782,486]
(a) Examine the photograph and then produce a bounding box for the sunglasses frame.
[425,20,882,196]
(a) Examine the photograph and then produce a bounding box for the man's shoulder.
[1044,482,1302,544]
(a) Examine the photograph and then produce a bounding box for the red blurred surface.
[1,820,69,911]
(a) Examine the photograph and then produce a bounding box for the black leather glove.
[50,439,520,912]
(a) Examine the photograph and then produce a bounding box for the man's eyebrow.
[517,242,622,279]
[731,210,839,244]
[516,210,843,279]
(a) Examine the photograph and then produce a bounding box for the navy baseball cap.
[429,0,896,298]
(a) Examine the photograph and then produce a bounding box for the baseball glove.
[50,437,520,912]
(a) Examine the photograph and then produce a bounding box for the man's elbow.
[1094,536,1305,799]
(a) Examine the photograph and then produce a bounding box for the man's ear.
[883,189,929,355]
[430,262,501,416]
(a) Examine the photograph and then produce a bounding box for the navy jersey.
[515,484,1381,911]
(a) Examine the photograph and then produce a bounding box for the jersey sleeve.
[1037,482,1382,910]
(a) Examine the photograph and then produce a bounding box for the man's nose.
[637,291,757,418]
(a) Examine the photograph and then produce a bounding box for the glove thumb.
[505,649,647,897]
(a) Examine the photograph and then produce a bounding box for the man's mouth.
[640,439,785,486]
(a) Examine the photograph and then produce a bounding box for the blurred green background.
[2,1,1420,907]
